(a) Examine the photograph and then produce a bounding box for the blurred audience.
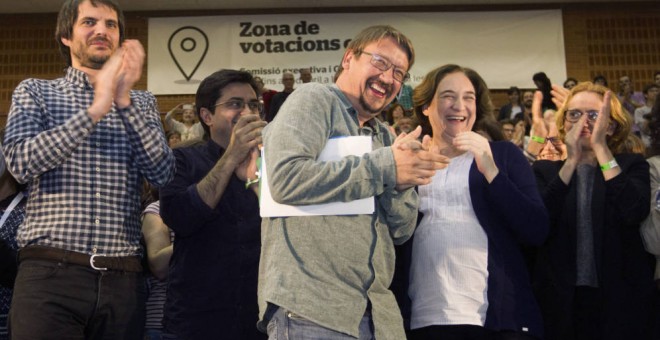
[299,68,312,83]
[254,76,277,119]
[266,71,295,122]
[563,77,578,90]
[593,75,608,87]
[617,75,645,117]
[634,83,659,147]
[165,103,204,141]
[497,86,523,121]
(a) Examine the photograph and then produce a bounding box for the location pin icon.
[168,26,209,82]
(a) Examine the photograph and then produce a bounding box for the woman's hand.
[453,131,499,183]
[531,91,549,139]
[550,84,570,109]
[590,91,613,149]
[564,113,588,164]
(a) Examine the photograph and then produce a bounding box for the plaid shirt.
[3,67,175,257]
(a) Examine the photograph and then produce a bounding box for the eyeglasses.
[213,99,263,113]
[545,136,564,147]
[360,51,410,83]
[565,109,599,123]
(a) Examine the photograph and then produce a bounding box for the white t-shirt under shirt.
[409,152,489,330]
[510,105,522,119]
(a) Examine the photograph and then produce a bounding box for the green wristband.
[599,159,619,171]
[245,177,260,189]
[531,135,546,144]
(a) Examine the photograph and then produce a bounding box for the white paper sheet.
[260,136,375,217]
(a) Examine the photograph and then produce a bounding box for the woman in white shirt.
[406,64,549,340]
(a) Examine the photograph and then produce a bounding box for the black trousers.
[9,259,146,340]
[409,324,539,340]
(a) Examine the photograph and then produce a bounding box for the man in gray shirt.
[258,25,448,339]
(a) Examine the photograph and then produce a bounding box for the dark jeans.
[9,259,146,340]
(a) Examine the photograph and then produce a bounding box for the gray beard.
[359,90,392,116]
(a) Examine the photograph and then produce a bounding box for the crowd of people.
[0,0,659,339]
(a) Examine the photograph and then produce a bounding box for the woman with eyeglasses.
[532,82,655,340]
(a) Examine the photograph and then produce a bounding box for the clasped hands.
[229,114,267,188]
[89,40,145,122]
[392,126,450,191]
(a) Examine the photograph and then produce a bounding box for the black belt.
[19,245,142,272]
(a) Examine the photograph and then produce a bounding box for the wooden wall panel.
[563,7,659,95]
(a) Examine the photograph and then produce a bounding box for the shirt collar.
[64,67,94,90]
[328,84,356,116]
[329,84,381,132]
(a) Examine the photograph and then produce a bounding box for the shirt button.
[95,167,100,172]
[129,116,135,123]
[95,193,101,198]
[95,219,100,224]
[96,143,101,147]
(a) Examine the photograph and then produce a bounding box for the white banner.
[148,10,565,94]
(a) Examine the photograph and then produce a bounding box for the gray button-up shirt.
[258,83,417,339]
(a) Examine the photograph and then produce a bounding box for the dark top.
[395,142,549,338]
[266,91,291,122]
[0,240,16,289]
[497,103,520,121]
[533,153,655,340]
[261,89,277,118]
[0,192,26,289]
[160,140,265,340]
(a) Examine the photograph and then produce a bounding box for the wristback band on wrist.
[531,135,546,144]
[600,159,619,171]
[523,150,537,162]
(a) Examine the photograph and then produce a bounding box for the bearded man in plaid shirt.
[2,0,175,339]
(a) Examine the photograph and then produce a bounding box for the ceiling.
[0,0,651,14]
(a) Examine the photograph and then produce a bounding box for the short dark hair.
[55,0,125,67]
[500,118,516,127]
[413,64,494,137]
[643,83,659,95]
[563,77,578,88]
[507,86,520,96]
[533,72,552,92]
[334,25,414,81]
[593,74,608,87]
[195,69,259,137]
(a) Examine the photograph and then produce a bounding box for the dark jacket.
[394,141,548,338]
[532,153,655,340]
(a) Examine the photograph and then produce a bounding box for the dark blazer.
[532,153,655,340]
[497,103,516,121]
[394,141,549,339]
